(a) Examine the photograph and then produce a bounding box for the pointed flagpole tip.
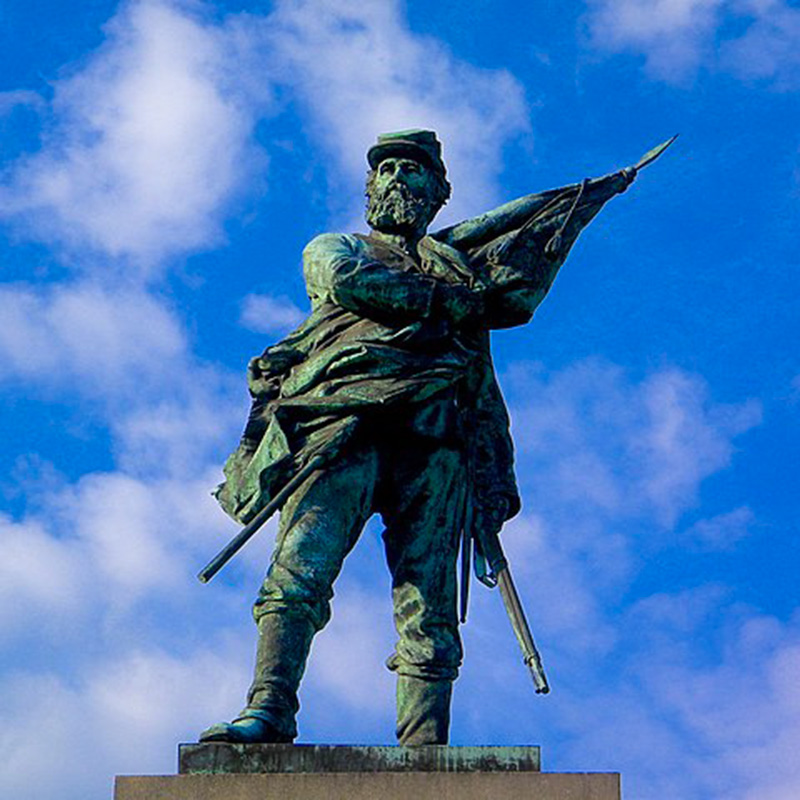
[633,134,679,172]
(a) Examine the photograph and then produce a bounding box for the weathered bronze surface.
[199,128,663,746]
[179,743,541,774]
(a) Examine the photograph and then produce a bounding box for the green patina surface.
[200,129,654,746]
[179,744,541,774]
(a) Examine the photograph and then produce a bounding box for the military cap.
[367,129,447,178]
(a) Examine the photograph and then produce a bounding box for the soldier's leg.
[201,444,378,743]
[380,442,465,745]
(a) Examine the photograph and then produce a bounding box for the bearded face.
[366,180,437,234]
[365,157,447,237]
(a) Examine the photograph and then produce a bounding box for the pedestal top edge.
[179,743,542,775]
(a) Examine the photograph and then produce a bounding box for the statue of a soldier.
[199,129,667,746]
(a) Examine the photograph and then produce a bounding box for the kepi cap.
[367,129,446,177]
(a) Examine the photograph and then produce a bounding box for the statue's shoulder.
[302,233,366,291]
[303,232,361,260]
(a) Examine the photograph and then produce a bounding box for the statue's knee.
[385,650,461,682]
[253,594,331,631]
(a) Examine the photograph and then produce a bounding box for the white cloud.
[0,643,252,800]
[0,0,273,274]
[305,585,396,715]
[0,444,265,799]
[501,513,621,655]
[586,0,724,79]
[239,293,307,335]
[0,467,234,637]
[0,515,85,639]
[632,607,800,799]
[1,3,789,799]
[508,359,761,527]
[1,0,531,272]
[721,0,800,84]
[256,0,530,223]
[0,0,532,429]
[0,90,45,115]
[635,368,761,524]
[0,282,186,397]
[478,358,800,799]
[63,472,197,598]
[479,570,800,799]
[682,504,755,550]
[0,279,244,478]
[585,0,800,85]
[112,387,243,477]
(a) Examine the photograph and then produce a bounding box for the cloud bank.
[1,0,531,276]
[0,1,274,276]
[0,3,535,799]
[239,293,307,335]
[1,2,792,800]
[585,0,800,85]
[255,0,530,221]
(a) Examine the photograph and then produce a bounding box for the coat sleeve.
[470,346,521,521]
[303,233,438,322]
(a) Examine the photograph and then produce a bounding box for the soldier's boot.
[395,675,453,745]
[200,612,315,744]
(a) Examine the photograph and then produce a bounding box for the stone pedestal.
[114,744,620,800]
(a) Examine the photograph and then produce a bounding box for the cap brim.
[367,140,443,174]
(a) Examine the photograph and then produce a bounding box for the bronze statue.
[198,129,673,746]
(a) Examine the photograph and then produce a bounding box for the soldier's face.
[373,157,431,196]
[366,157,438,235]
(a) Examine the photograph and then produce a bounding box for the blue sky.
[1,1,798,798]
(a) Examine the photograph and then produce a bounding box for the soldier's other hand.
[247,357,276,398]
[247,356,266,383]
[246,355,285,398]
[474,495,510,537]
[487,496,510,534]
[617,167,637,191]
[434,283,484,328]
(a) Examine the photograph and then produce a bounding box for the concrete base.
[115,744,620,799]
[115,771,620,799]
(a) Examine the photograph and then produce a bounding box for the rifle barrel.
[197,453,325,584]
[497,566,550,694]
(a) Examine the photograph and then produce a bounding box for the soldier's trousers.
[240,428,465,743]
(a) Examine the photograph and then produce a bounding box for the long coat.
[215,171,629,533]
